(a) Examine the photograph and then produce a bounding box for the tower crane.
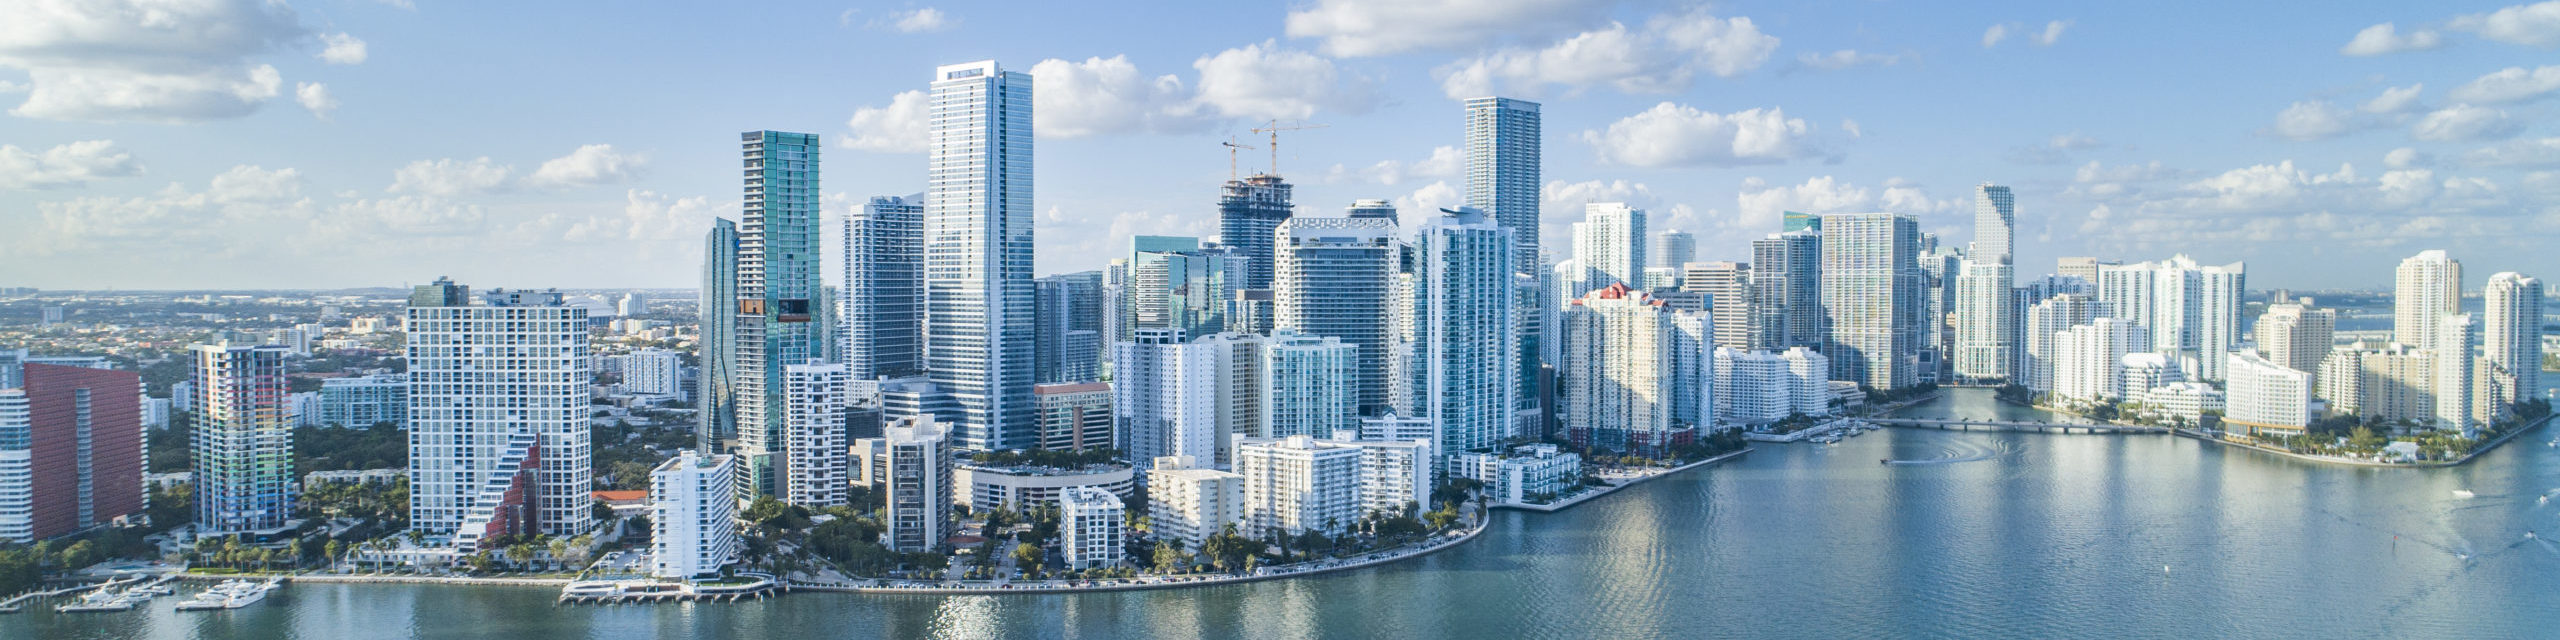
[1221,138,1257,179]
[1249,120,1328,177]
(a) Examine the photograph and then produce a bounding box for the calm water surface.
[11,389,2558,639]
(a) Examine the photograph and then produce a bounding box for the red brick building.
[21,363,146,540]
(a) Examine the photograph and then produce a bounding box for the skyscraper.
[1409,207,1517,455]
[1273,216,1400,415]
[1750,231,1822,351]
[732,130,825,498]
[1,363,144,542]
[193,340,294,534]
[1261,329,1359,439]
[926,60,1036,451]
[698,219,737,452]
[2022,293,2109,393]
[2395,250,2462,353]
[407,280,594,545]
[1570,203,1646,293]
[2485,272,2544,409]
[2254,301,2337,378]
[1465,97,1541,273]
[2100,255,2246,381]
[2436,313,2479,433]
[1034,271,1105,384]
[1650,230,1696,271]
[1953,184,2018,384]
[779,363,850,508]
[1971,183,2015,263]
[1130,241,1244,340]
[1558,284,1714,456]
[1819,213,1925,390]
[853,416,953,552]
[1684,261,1752,350]
[1219,174,1294,291]
[843,194,925,380]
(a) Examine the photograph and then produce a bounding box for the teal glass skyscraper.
[699,218,738,453]
[733,130,824,498]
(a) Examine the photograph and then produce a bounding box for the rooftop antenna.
[1249,120,1328,177]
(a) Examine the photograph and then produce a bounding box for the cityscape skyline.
[10,2,2560,291]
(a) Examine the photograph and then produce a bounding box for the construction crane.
[1220,138,1257,179]
[1249,120,1328,177]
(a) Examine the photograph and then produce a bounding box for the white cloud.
[0,80,21,93]
[2448,65,2560,103]
[2413,104,2523,141]
[0,0,312,122]
[1796,49,1904,70]
[2361,83,2426,113]
[2268,100,2355,141]
[2385,147,2432,168]
[866,8,956,33]
[1840,119,1862,138]
[1736,176,1871,230]
[1192,41,1377,121]
[319,32,367,64]
[562,190,728,242]
[2008,132,2105,164]
[527,144,646,188]
[2449,1,2560,48]
[328,196,486,236]
[295,81,336,119]
[1030,55,1206,138]
[1327,145,1461,185]
[1581,102,1818,167]
[2462,137,2560,166]
[1284,0,1614,58]
[0,140,143,189]
[1435,11,1777,98]
[207,165,302,203]
[389,157,512,196]
[2034,20,2072,46]
[2339,23,2443,55]
[841,89,930,152]
[1982,24,2010,48]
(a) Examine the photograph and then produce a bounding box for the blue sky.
[5,0,2559,291]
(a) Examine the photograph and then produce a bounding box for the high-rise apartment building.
[1273,216,1400,415]
[1144,455,1242,550]
[2485,272,2544,409]
[1569,203,1646,294]
[1651,230,1696,271]
[1128,239,1245,341]
[2225,351,2313,438]
[2254,301,2337,381]
[2435,313,2479,433]
[1408,207,1517,455]
[1346,199,1398,223]
[852,415,954,552]
[1713,347,1832,425]
[406,280,593,546]
[193,340,294,534]
[1464,97,1541,273]
[1261,329,1358,439]
[2022,294,2109,393]
[2395,250,2462,353]
[1819,213,1925,390]
[2098,255,2245,381]
[1558,284,1714,456]
[2053,318,2147,404]
[1034,271,1105,384]
[780,363,850,508]
[732,130,826,498]
[1750,231,1822,351]
[650,450,740,579]
[318,372,406,429]
[1058,486,1125,569]
[1685,262,1752,350]
[1219,174,1294,291]
[926,60,1036,451]
[1235,435,1362,538]
[699,218,739,451]
[844,194,925,380]
[0,364,144,542]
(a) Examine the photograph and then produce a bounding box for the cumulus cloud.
[295,81,336,119]
[1326,146,1461,185]
[1435,11,1777,98]
[2034,20,2072,46]
[2361,83,2426,113]
[2267,100,2356,141]
[1192,41,1378,121]
[2462,137,2560,166]
[1030,55,1207,138]
[26,166,320,254]
[207,165,303,203]
[1735,176,1871,230]
[2339,23,2443,55]
[1795,49,1905,70]
[560,189,729,242]
[2414,104,2523,141]
[2386,147,2433,168]
[527,144,645,187]
[319,32,368,64]
[2052,156,2533,254]
[0,0,320,122]
[2449,1,2560,47]
[1982,24,2010,48]
[1581,102,1819,168]
[2449,65,2560,103]
[842,89,930,152]
[390,157,511,196]
[859,8,956,33]
[1284,0,1613,58]
[328,195,487,237]
[0,140,143,190]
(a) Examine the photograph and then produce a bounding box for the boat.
[175,579,280,611]
[2452,489,2476,499]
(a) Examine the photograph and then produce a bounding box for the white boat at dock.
[175,579,282,611]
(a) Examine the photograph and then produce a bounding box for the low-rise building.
[1058,486,1125,569]
[1033,382,1114,452]
[319,373,407,429]
[1144,455,1242,551]
[1453,444,1583,506]
[952,462,1136,512]
[650,450,740,580]
[1234,435,1363,537]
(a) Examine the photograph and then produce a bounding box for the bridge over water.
[1866,418,2169,435]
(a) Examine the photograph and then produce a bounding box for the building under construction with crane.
[1218,120,1323,291]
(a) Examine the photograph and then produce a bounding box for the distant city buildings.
[319,373,406,429]
[1453,444,1582,506]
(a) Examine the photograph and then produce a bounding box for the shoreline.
[1497,447,1752,513]
[792,511,1493,596]
[1926,390,2554,469]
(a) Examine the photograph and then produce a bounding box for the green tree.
[1152,541,1186,574]
[1012,542,1043,572]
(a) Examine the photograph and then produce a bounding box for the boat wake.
[1881,440,2012,465]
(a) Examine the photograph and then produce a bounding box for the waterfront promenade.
[1498,448,1753,513]
[792,511,1492,596]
